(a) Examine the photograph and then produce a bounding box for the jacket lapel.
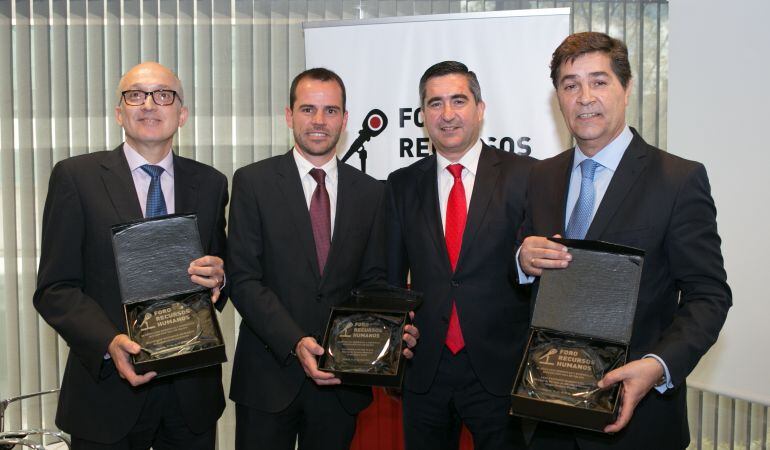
[100,144,143,223]
[586,130,649,240]
[276,151,322,280]
[416,155,452,274]
[548,150,574,235]
[321,161,357,285]
[173,153,198,214]
[455,144,500,271]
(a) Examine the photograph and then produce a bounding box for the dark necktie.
[565,159,600,239]
[444,163,466,354]
[309,168,331,275]
[140,164,167,218]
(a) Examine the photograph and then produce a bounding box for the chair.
[0,389,70,449]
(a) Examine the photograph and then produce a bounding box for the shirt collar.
[572,125,633,172]
[292,147,338,182]
[436,139,483,176]
[123,142,175,177]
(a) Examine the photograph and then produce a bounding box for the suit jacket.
[385,143,535,395]
[522,129,731,449]
[227,151,385,414]
[33,144,228,443]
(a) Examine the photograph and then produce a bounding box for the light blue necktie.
[565,159,600,239]
[140,164,167,218]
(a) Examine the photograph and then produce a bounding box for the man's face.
[556,51,631,156]
[115,62,188,152]
[286,78,348,162]
[422,74,485,161]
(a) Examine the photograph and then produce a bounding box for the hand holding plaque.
[324,313,403,375]
[112,215,227,377]
[318,287,422,387]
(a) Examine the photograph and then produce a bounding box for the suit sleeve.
[209,173,230,310]
[33,162,120,381]
[385,176,409,288]
[652,163,732,385]
[227,169,306,363]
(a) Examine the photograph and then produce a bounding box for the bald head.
[116,62,184,105]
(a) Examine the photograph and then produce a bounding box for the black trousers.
[235,379,357,450]
[403,347,525,450]
[527,421,581,450]
[70,381,215,450]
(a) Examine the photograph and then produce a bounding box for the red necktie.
[309,168,331,275]
[445,164,466,354]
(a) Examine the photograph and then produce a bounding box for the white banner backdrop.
[304,9,572,180]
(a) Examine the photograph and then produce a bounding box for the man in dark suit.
[385,61,534,450]
[227,68,418,450]
[517,32,731,449]
[34,62,228,449]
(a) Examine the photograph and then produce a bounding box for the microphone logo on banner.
[341,109,389,174]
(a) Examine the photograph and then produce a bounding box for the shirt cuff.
[515,247,535,285]
[644,353,673,393]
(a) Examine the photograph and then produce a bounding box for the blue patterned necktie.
[565,159,600,239]
[140,164,167,218]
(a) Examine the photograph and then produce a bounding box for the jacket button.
[450,280,459,287]
[316,294,323,302]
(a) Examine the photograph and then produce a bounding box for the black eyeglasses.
[121,89,179,106]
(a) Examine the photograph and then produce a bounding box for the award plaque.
[516,331,625,412]
[324,313,403,375]
[510,239,644,432]
[318,287,422,387]
[112,214,226,377]
[128,292,222,363]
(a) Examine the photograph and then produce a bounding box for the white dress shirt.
[293,148,338,238]
[123,143,175,216]
[436,140,483,233]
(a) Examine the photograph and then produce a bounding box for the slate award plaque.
[112,214,226,376]
[318,287,422,387]
[510,239,645,432]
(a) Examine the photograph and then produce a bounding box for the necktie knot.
[309,168,326,186]
[580,159,599,181]
[447,164,464,180]
[141,164,164,180]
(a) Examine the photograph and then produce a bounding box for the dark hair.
[289,67,347,110]
[550,32,632,89]
[419,61,482,106]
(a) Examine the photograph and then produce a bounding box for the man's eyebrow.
[297,104,342,110]
[426,93,469,103]
[559,71,611,84]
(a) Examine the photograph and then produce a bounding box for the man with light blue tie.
[517,32,731,449]
[35,62,228,449]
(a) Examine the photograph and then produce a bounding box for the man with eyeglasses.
[34,62,228,449]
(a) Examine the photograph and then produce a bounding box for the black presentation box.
[318,287,422,387]
[112,214,227,377]
[510,239,644,432]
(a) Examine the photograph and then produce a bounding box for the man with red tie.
[227,68,418,450]
[385,61,535,450]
